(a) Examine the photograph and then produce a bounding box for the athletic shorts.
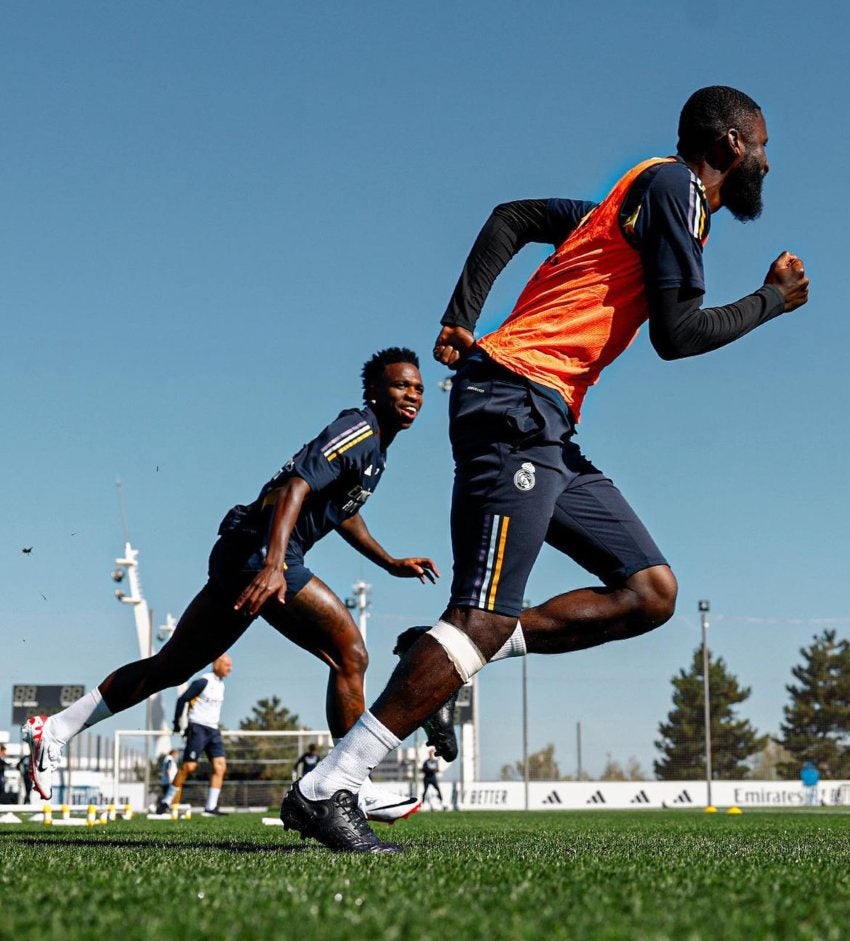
[448,355,668,618]
[184,723,226,762]
[206,530,314,604]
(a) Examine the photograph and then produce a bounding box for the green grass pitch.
[3,808,850,940]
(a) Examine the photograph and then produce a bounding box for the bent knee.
[631,566,678,627]
[336,636,369,677]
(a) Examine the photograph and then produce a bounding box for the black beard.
[722,153,764,222]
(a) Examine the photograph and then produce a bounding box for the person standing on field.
[159,654,232,816]
[158,748,179,807]
[421,747,444,809]
[294,743,322,779]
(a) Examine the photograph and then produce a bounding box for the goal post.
[112,728,333,810]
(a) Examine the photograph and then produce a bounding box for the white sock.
[490,621,527,662]
[164,785,178,805]
[206,787,220,811]
[46,688,112,745]
[333,737,377,807]
[299,711,400,801]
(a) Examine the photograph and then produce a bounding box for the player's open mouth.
[400,406,418,420]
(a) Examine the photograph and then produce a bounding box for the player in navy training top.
[159,749,178,797]
[24,348,438,824]
[421,747,444,807]
[294,743,322,778]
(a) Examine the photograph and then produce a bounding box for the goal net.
[112,729,333,811]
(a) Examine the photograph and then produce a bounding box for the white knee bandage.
[427,620,487,682]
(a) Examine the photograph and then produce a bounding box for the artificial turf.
[2,808,849,941]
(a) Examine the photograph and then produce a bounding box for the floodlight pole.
[576,721,583,780]
[351,580,371,645]
[112,483,174,782]
[346,580,371,696]
[699,600,713,807]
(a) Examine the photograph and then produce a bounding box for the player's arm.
[234,476,312,616]
[435,198,597,366]
[337,512,439,584]
[174,679,207,732]
[635,166,809,359]
[648,252,808,359]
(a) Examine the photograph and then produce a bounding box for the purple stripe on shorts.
[470,513,494,605]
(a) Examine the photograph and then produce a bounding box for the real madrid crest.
[513,462,536,491]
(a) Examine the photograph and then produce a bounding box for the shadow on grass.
[2,834,314,855]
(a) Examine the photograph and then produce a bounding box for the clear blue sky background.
[3,2,848,780]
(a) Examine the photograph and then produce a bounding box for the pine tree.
[655,648,767,780]
[779,629,850,778]
[239,696,300,732]
[229,695,302,781]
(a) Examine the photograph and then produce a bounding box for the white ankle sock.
[206,787,220,811]
[299,711,400,801]
[46,688,112,745]
[490,621,527,662]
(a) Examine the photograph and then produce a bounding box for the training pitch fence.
[112,729,334,809]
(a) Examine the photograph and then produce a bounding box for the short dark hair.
[361,346,420,400]
[677,86,762,161]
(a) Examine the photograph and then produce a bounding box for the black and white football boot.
[280,783,403,854]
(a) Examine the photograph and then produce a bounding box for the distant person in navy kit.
[295,743,322,779]
[159,748,179,806]
[159,654,232,816]
[421,747,444,808]
[17,750,34,805]
[0,745,9,803]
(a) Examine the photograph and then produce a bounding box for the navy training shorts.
[447,355,668,618]
[184,722,226,762]
[206,529,315,606]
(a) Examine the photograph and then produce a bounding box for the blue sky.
[3,2,849,780]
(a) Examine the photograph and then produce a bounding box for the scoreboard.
[11,684,85,725]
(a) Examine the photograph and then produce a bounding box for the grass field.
[3,807,850,941]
